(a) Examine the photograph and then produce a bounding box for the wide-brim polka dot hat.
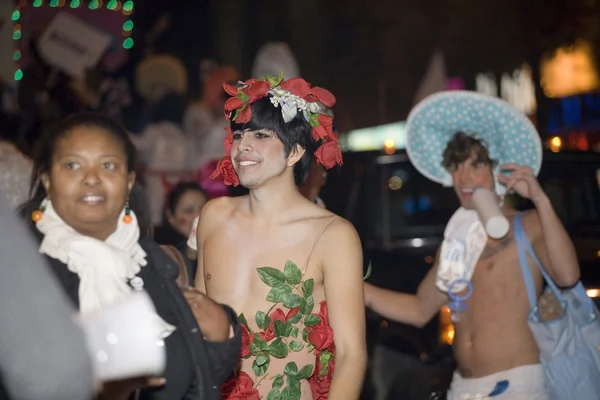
[405,91,542,195]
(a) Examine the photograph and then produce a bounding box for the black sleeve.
[203,304,242,385]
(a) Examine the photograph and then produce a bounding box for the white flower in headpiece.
[281,100,299,122]
[308,102,321,113]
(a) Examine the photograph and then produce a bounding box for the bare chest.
[202,223,324,313]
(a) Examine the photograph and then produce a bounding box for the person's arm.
[525,206,580,287]
[0,195,94,400]
[364,251,448,328]
[499,164,580,287]
[203,305,242,384]
[321,219,367,400]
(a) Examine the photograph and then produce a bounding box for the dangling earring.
[122,201,132,224]
[32,198,48,222]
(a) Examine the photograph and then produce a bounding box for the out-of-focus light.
[123,20,133,31]
[388,176,403,190]
[123,0,133,11]
[107,0,117,10]
[14,69,23,81]
[33,0,43,7]
[549,136,562,153]
[50,0,59,7]
[13,50,21,61]
[425,255,434,264]
[12,30,21,40]
[383,138,395,155]
[123,37,134,49]
[11,10,20,21]
[587,289,600,298]
[70,0,80,7]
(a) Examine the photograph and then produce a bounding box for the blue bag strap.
[514,214,539,310]
[515,213,567,302]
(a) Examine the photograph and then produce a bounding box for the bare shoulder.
[198,196,244,236]
[321,216,362,251]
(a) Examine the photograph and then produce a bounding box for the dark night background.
[127,0,600,133]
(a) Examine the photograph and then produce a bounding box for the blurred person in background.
[0,193,94,400]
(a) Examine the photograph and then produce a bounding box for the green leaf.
[283,293,302,308]
[307,344,315,353]
[295,364,314,380]
[281,377,301,400]
[301,327,308,342]
[233,106,244,122]
[266,285,292,303]
[253,334,268,350]
[284,261,302,284]
[258,267,287,287]
[267,72,284,88]
[309,112,320,128]
[266,389,281,400]
[256,311,269,330]
[238,91,249,102]
[274,320,286,337]
[304,314,321,326]
[301,279,314,297]
[290,326,299,338]
[256,352,270,366]
[238,313,250,330]
[363,261,372,280]
[252,355,270,377]
[268,338,289,358]
[318,350,334,376]
[289,339,304,352]
[283,321,293,336]
[288,311,302,324]
[272,374,284,389]
[250,342,260,356]
[283,362,298,377]
[300,295,314,315]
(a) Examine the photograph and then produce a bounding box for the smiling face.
[450,156,495,209]
[41,126,135,240]
[230,129,303,189]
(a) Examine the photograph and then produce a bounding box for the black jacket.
[43,236,241,400]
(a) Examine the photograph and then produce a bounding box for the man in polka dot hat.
[365,91,580,399]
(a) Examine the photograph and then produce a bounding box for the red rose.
[242,80,270,102]
[240,324,251,358]
[314,140,343,169]
[210,156,239,186]
[307,301,335,351]
[224,97,244,120]
[223,130,234,154]
[311,115,334,141]
[234,105,253,124]
[220,371,260,400]
[258,307,301,342]
[280,77,312,98]
[223,83,239,97]
[311,86,336,107]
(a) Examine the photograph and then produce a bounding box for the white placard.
[38,12,111,78]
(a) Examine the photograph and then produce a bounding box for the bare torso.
[451,213,544,378]
[201,196,337,398]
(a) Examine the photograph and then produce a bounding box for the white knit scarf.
[36,200,175,338]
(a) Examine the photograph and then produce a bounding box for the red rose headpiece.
[210,74,343,186]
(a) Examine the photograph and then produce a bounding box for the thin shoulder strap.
[302,216,339,274]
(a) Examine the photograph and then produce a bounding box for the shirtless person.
[364,93,580,399]
[194,75,366,399]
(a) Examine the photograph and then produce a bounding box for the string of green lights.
[11,0,134,81]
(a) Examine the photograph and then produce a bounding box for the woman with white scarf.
[19,113,241,400]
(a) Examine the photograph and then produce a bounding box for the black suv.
[322,148,600,399]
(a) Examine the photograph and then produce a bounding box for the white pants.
[447,364,549,400]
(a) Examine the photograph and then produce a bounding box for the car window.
[365,155,459,241]
[506,161,600,226]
